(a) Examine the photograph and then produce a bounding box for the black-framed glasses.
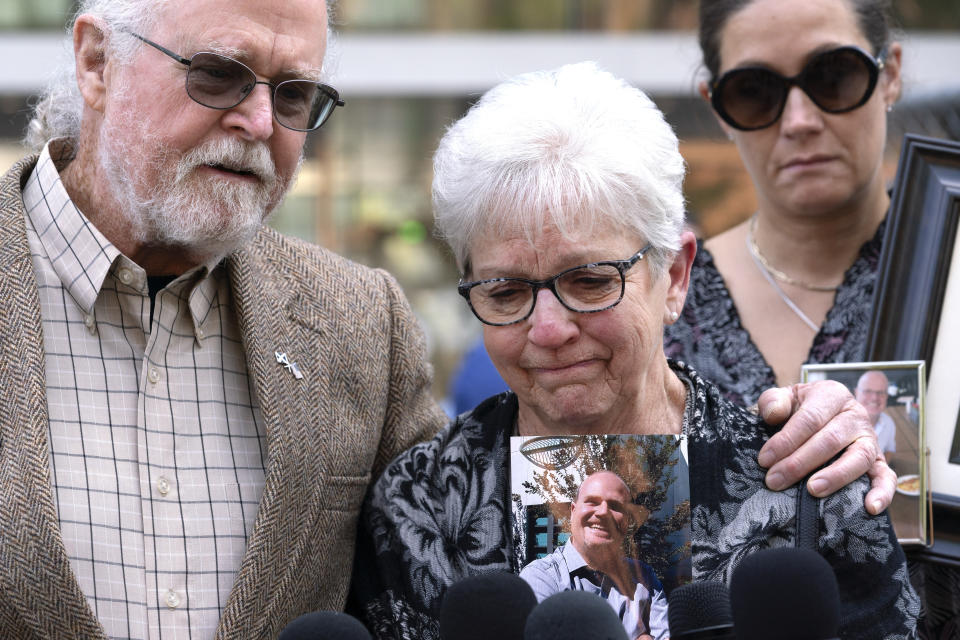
[458,245,653,326]
[709,45,885,131]
[129,32,344,132]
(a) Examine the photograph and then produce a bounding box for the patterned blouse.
[663,224,884,407]
[349,361,919,640]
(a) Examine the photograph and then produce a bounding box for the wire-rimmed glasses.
[129,32,344,132]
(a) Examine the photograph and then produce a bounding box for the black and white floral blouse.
[663,224,883,407]
[349,361,919,640]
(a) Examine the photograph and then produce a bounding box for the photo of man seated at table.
[803,361,926,545]
[855,370,898,463]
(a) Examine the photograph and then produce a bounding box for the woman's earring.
[670,310,679,322]
[886,103,894,113]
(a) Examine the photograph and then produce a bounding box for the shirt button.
[165,589,181,609]
[148,368,161,384]
[157,476,171,496]
[118,268,134,285]
[84,314,95,328]
[196,327,205,340]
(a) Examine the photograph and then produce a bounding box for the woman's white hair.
[432,61,686,279]
[24,0,337,153]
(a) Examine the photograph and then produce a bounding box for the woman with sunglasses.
[664,0,902,407]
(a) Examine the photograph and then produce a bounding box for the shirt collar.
[23,141,121,315]
[24,140,227,330]
[181,260,228,335]
[562,539,592,573]
[563,538,641,582]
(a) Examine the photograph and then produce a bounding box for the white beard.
[99,120,297,264]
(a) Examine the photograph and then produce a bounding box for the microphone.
[523,590,628,640]
[729,547,840,640]
[667,580,736,639]
[439,571,538,640]
[277,611,372,640]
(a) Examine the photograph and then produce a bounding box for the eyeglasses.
[129,32,344,132]
[458,245,653,326]
[709,46,885,131]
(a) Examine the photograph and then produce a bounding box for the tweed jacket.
[0,155,447,639]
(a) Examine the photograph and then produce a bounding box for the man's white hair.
[24,0,337,152]
[432,61,687,279]
[25,0,158,151]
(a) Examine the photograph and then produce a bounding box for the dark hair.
[698,0,896,81]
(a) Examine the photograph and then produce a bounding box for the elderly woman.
[350,63,918,640]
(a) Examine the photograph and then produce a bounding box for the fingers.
[757,381,852,470]
[804,434,880,496]
[758,380,875,491]
[862,456,897,515]
[756,386,798,425]
[756,380,895,514]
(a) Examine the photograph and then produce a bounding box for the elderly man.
[520,471,668,640]
[0,0,446,637]
[0,0,900,638]
[855,371,897,463]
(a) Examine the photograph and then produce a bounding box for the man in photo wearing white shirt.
[855,370,897,463]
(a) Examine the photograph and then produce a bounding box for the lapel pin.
[275,351,304,380]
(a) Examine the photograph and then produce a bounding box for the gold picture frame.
[802,361,928,546]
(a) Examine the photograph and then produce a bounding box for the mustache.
[174,137,279,188]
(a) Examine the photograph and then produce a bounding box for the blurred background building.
[1,0,958,398]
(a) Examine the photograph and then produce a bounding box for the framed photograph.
[865,135,960,498]
[802,361,927,546]
[509,435,691,639]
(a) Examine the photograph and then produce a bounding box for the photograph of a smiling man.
[521,470,668,639]
[510,435,689,640]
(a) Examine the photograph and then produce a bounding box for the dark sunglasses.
[709,45,886,131]
[129,32,344,132]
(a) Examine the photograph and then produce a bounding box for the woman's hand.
[755,380,895,515]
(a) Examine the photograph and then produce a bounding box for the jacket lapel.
[0,157,106,639]
[216,238,332,637]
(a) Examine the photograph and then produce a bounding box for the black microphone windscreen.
[667,580,736,639]
[730,547,840,640]
[277,610,372,640]
[524,590,629,640]
[439,571,538,640]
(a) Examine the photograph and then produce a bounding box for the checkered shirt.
[22,142,268,640]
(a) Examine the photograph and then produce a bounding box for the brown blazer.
[0,155,447,639]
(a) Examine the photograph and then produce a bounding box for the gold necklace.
[747,215,840,292]
[746,233,819,333]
